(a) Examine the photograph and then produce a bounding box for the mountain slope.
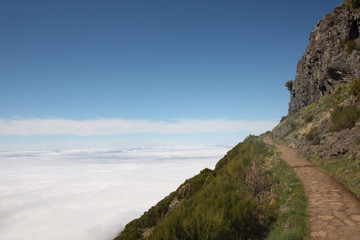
[114,136,309,239]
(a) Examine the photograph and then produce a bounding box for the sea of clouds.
[0,144,231,240]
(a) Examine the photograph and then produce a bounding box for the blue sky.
[0,0,343,149]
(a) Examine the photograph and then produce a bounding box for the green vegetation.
[305,127,320,145]
[280,116,287,122]
[345,0,360,9]
[350,77,360,100]
[340,39,360,54]
[265,155,309,240]
[303,114,313,124]
[114,136,310,240]
[285,80,294,92]
[346,40,359,53]
[329,105,360,131]
[288,121,298,132]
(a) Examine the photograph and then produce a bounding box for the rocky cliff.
[288,3,360,115]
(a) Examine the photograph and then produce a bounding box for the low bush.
[289,122,298,132]
[280,116,287,122]
[285,80,293,92]
[303,115,313,124]
[329,105,360,131]
[340,39,360,54]
[347,40,360,53]
[305,127,320,145]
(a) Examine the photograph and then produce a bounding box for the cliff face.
[289,3,360,115]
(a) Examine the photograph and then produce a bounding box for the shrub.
[305,127,320,145]
[289,122,298,132]
[303,115,313,124]
[350,78,360,100]
[345,0,360,9]
[285,80,293,92]
[346,40,360,53]
[340,39,360,53]
[329,105,360,131]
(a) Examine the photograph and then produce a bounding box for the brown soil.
[264,138,360,240]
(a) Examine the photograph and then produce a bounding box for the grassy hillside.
[272,78,360,198]
[114,136,309,240]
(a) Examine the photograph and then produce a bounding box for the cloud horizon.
[0,118,277,136]
[0,145,229,240]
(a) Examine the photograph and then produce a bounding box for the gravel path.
[264,138,360,240]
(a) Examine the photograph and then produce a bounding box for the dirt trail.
[264,138,360,240]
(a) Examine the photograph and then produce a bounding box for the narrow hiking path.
[264,138,360,240]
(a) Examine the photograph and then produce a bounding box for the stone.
[333,210,347,219]
[318,215,335,221]
[280,205,289,213]
[351,215,360,222]
[344,219,356,226]
[311,230,327,237]
[178,183,190,198]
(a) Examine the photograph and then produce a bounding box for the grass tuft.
[350,78,360,100]
[305,127,321,145]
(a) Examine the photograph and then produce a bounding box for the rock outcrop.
[289,3,360,115]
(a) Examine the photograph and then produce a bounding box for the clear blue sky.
[0,0,343,149]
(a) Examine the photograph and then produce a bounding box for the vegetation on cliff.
[114,136,309,240]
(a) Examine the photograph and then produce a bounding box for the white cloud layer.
[0,145,230,240]
[0,118,277,136]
